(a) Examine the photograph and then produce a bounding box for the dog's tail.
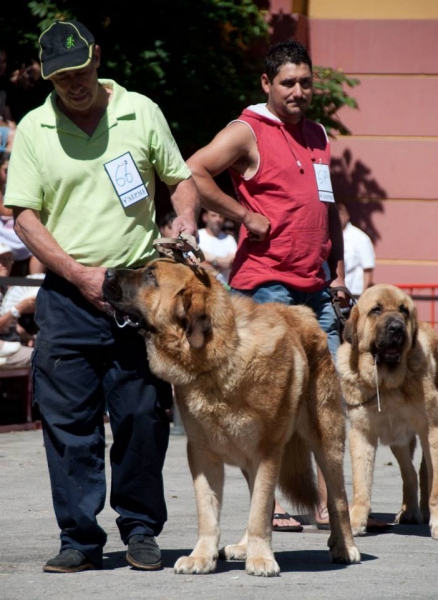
[277,433,319,514]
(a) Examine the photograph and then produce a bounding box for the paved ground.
[0,422,435,600]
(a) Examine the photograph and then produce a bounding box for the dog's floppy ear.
[343,304,359,350]
[175,288,212,349]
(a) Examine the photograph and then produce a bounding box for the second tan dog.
[103,258,360,576]
[337,283,438,538]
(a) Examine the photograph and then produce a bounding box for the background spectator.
[157,211,177,238]
[0,150,45,275]
[0,48,16,154]
[222,217,239,242]
[338,202,375,297]
[198,209,237,285]
[0,242,36,368]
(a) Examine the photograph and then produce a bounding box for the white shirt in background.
[343,221,375,296]
[198,228,237,285]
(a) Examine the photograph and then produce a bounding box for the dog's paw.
[330,544,361,564]
[174,555,217,574]
[395,507,423,525]
[429,521,438,540]
[219,543,247,561]
[245,556,280,577]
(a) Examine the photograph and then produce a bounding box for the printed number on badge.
[313,163,334,203]
[104,152,149,208]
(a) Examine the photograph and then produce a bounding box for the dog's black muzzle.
[373,316,406,365]
[103,268,145,328]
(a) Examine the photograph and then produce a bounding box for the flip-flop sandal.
[365,516,393,533]
[272,512,303,532]
[316,513,393,532]
[153,232,205,266]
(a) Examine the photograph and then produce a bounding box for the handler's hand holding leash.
[328,286,357,336]
[152,232,205,267]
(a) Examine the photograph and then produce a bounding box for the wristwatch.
[10,306,21,319]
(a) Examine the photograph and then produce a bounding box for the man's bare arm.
[187,123,270,240]
[363,268,374,291]
[327,202,349,307]
[167,177,200,238]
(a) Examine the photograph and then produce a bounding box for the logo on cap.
[66,35,75,50]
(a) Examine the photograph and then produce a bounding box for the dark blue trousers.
[33,272,171,567]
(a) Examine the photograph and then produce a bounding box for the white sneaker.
[0,341,21,357]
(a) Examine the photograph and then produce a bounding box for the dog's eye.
[400,305,410,317]
[369,305,382,316]
[143,268,157,286]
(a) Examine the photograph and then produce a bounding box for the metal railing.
[396,284,438,329]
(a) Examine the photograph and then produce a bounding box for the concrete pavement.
[0,422,435,600]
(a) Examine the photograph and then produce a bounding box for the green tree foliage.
[1,1,359,155]
[310,66,360,137]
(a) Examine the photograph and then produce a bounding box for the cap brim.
[41,44,94,80]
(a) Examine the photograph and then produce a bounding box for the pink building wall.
[308,17,438,292]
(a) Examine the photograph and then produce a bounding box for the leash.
[152,232,205,266]
[328,286,356,332]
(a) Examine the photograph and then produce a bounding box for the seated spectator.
[157,210,177,238]
[0,150,45,274]
[0,242,36,368]
[198,209,237,285]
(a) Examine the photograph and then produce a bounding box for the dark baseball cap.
[39,20,95,80]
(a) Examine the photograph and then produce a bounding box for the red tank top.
[228,107,332,292]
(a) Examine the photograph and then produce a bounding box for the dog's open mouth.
[102,297,144,328]
[111,307,143,328]
[375,346,402,364]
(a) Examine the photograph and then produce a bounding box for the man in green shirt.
[5,20,199,573]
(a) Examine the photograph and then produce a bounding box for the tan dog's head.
[102,258,235,383]
[103,258,218,348]
[343,284,418,369]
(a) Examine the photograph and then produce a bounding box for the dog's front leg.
[174,440,224,574]
[390,442,422,524]
[244,455,280,577]
[420,426,438,539]
[219,468,251,562]
[349,426,378,536]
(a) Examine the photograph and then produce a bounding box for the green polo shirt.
[4,79,191,268]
